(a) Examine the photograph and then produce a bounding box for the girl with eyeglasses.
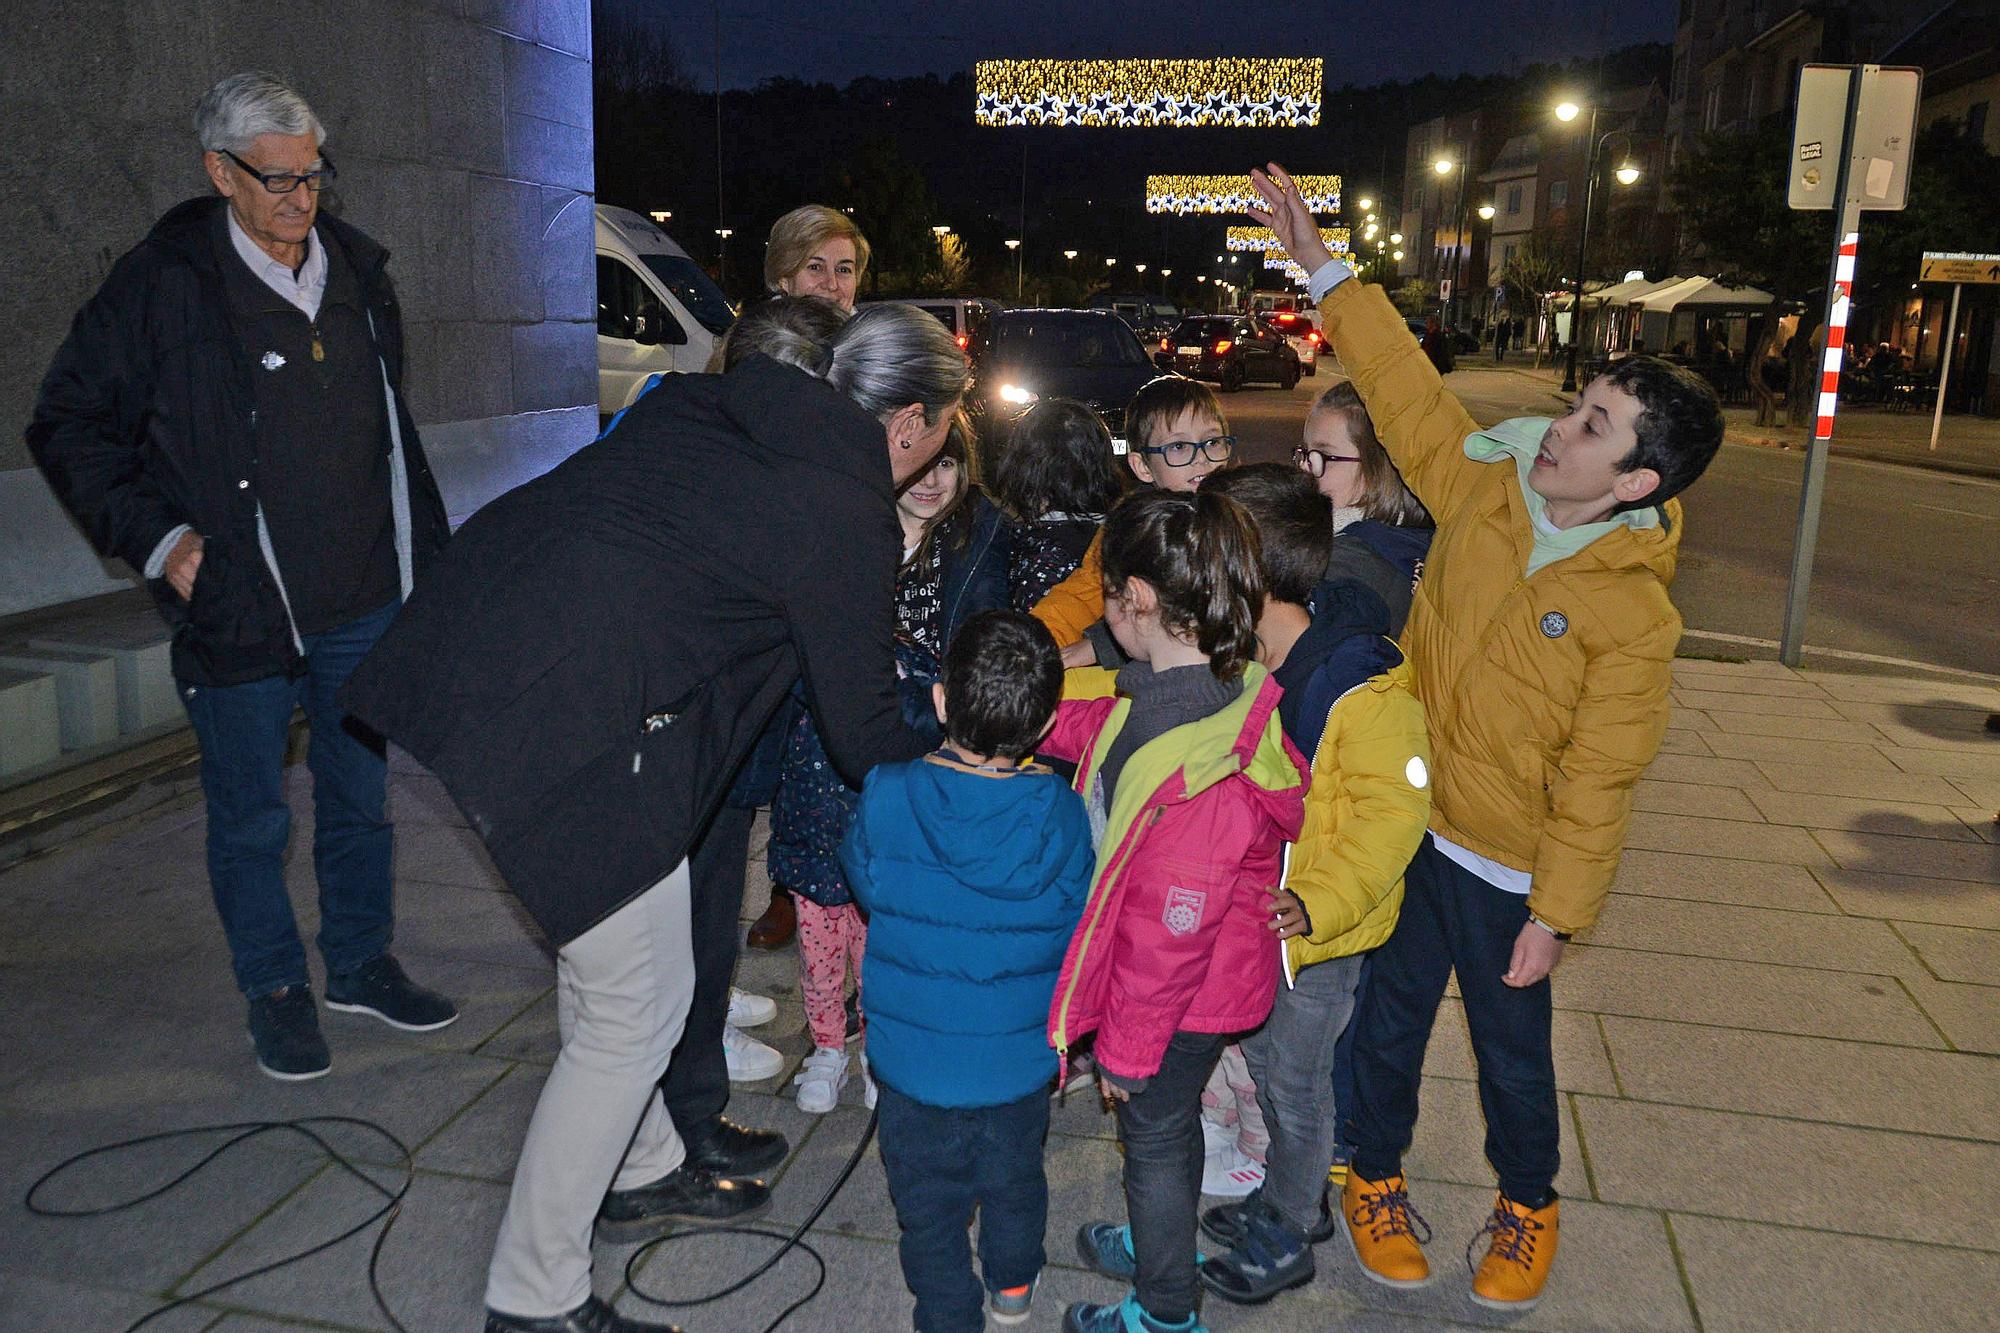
[1296,382,1433,638]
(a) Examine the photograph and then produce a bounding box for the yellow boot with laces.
[1339,1171,1433,1287]
[1468,1192,1559,1309]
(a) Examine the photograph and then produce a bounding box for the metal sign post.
[1918,253,2000,453]
[1778,64,1921,668]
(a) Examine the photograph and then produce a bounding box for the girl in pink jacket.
[1043,488,1308,1333]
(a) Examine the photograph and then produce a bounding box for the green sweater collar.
[1465,417,1659,577]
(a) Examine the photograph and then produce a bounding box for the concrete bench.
[0,647,120,751]
[0,666,62,779]
[31,620,179,735]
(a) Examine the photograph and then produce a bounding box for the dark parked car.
[969,308,1169,449]
[1158,315,1299,391]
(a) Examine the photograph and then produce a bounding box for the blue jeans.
[1346,835,1559,1205]
[1114,1030,1229,1324]
[180,599,400,999]
[875,1082,1050,1333]
[1241,952,1365,1234]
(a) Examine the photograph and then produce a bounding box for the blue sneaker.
[246,985,330,1081]
[1077,1221,1209,1282]
[989,1275,1038,1326]
[325,954,458,1032]
[1061,1292,1208,1333]
[1198,1195,1315,1304]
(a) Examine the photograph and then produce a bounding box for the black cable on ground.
[25,1106,880,1333]
[23,1116,415,1333]
[621,1106,880,1333]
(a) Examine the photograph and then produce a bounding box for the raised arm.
[1247,164,1488,523]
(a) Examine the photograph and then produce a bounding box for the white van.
[595,205,736,418]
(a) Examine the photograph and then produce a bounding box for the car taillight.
[1214,339,1233,353]
[1308,330,1322,343]
[956,333,968,348]
[1160,338,1171,352]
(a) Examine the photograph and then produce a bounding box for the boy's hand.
[1502,921,1567,988]
[1264,889,1308,939]
[1246,164,1337,276]
[1061,639,1095,669]
[1098,1074,1131,1105]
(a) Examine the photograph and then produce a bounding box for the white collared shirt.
[226,208,327,320]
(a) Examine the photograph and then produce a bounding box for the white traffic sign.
[1790,64,1921,211]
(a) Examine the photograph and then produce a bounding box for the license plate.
[1176,346,1203,356]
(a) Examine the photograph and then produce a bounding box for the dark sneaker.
[324,955,458,1032]
[679,1116,789,1180]
[844,989,862,1043]
[246,985,331,1081]
[990,1276,1038,1326]
[1201,1185,1337,1250]
[1199,1196,1316,1304]
[485,1294,681,1332]
[596,1162,771,1243]
[1062,1292,1207,1332]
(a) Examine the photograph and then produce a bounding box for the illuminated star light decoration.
[1147,174,1340,215]
[1229,225,1351,254]
[974,58,1322,128]
[1262,254,1313,284]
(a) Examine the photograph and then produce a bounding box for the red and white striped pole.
[1814,231,1859,441]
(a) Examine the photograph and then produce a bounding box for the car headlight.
[998,383,1037,406]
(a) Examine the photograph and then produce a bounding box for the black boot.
[680,1115,789,1179]
[596,1162,771,1243]
[484,1295,680,1332]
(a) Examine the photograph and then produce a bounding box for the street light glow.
[1433,158,1454,175]
[649,210,672,223]
[1357,195,1374,212]
[1615,164,1642,185]
[1106,257,1116,266]
[1390,233,1403,244]
[932,224,951,236]
[1004,239,1021,250]
[715,227,733,238]
[1161,268,1171,276]
[1393,249,1404,260]
[1555,100,1582,122]
[1135,263,1148,272]
[1064,249,1078,260]
[1478,203,1496,220]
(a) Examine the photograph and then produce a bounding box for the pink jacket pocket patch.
[1163,886,1207,937]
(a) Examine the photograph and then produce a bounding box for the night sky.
[624,1,1676,91]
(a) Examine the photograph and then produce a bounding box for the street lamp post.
[1005,238,1022,300]
[715,227,733,289]
[1555,100,1642,393]
[1433,156,1469,328]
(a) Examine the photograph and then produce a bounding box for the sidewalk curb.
[1722,430,2000,481]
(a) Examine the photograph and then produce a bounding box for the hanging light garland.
[974,58,1323,128]
[1228,225,1350,254]
[1146,174,1340,215]
[1262,254,1312,284]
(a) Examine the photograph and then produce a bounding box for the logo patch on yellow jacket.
[1163,886,1206,937]
[1540,611,1569,639]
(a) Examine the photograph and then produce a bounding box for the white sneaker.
[860,1049,878,1110]
[723,1023,784,1082]
[1201,1114,1238,1156]
[1202,1142,1266,1198]
[793,1045,848,1113]
[728,987,777,1028]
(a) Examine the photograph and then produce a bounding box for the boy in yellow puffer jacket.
[1190,464,1433,1306]
[1248,165,1724,1313]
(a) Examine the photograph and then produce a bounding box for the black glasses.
[1294,446,1362,477]
[222,149,337,194]
[1138,435,1236,468]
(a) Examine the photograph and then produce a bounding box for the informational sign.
[1789,64,1921,211]
[1920,253,2000,284]
[1438,279,1452,301]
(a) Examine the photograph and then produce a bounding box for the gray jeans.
[1240,953,1365,1234]
[486,862,694,1317]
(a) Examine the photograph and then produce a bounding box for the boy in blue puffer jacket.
[842,610,1094,1333]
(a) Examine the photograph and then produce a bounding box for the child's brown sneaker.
[1468,1193,1559,1310]
[1339,1170,1433,1287]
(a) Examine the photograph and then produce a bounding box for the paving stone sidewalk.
[2,657,1997,1332]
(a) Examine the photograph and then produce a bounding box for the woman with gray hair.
[340,301,967,1333]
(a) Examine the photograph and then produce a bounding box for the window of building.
[1969,102,1990,144]
[1549,180,1569,208]
[1505,183,1523,215]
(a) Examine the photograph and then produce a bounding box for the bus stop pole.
[1779,66,1867,669]
[1929,281,1962,452]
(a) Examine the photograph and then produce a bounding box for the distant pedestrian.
[27,72,456,1082]
[1421,316,1455,374]
[1495,318,1512,362]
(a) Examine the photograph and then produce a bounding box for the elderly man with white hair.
[27,72,456,1080]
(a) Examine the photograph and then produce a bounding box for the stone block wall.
[0,0,597,616]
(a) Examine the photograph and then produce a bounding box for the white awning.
[1633,276,1775,312]
[1591,276,1685,306]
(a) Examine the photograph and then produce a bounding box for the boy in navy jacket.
[842,611,1094,1333]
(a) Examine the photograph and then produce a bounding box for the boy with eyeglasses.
[1036,377,1237,669]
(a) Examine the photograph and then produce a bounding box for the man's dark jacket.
[26,197,450,686]
[339,357,930,948]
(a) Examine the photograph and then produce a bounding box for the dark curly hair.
[991,398,1125,522]
[1099,488,1265,681]
[1598,356,1725,512]
[1201,464,1333,607]
[941,611,1063,760]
